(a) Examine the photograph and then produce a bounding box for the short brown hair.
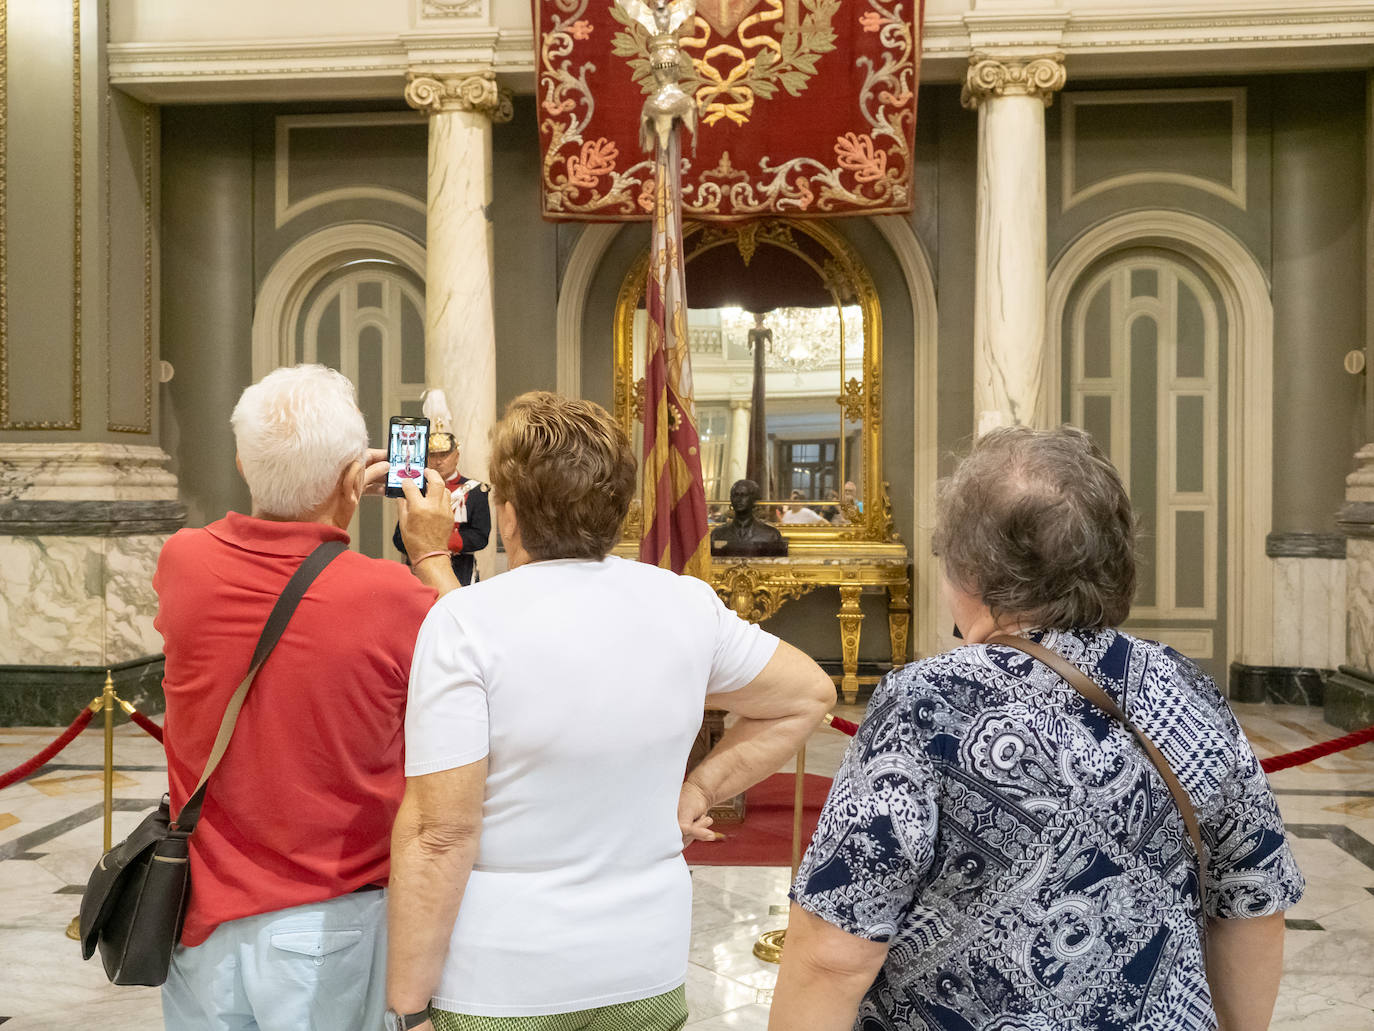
[488,392,637,560]
[931,425,1137,630]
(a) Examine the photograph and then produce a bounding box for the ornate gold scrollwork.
[821,258,857,305]
[714,563,817,624]
[734,221,760,266]
[838,377,864,424]
[886,579,911,667]
[613,217,899,550]
[837,583,865,701]
[631,377,647,422]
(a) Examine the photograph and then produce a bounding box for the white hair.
[230,364,369,519]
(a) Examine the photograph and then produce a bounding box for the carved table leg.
[888,578,911,669]
[837,584,865,704]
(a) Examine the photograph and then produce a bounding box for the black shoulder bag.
[78,539,346,987]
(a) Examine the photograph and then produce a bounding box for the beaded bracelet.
[413,550,449,566]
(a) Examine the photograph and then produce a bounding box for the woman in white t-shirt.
[385,392,835,1031]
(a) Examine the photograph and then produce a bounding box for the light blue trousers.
[161,889,387,1031]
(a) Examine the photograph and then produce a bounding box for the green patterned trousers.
[431,986,688,1031]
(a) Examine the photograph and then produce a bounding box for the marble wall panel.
[1272,556,1347,670]
[1273,557,1303,666]
[1348,540,1374,674]
[0,534,169,667]
[0,538,105,665]
[104,536,166,661]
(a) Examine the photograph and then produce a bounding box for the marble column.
[727,401,751,487]
[962,54,1066,435]
[405,72,512,579]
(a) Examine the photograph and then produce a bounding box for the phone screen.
[386,417,430,496]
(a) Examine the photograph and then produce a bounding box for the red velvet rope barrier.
[126,708,164,745]
[823,712,1374,774]
[825,715,860,737]
[0,707,97,790]
[1259,722,1374,774]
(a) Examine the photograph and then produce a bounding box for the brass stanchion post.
[66,688,108,941]
[753,744,806,964]
[102,670,115,851]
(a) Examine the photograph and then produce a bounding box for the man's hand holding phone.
[362,447,390,496]
[398,470,461,596]
[398,470,461,595]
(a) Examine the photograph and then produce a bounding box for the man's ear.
[337,460,364,507]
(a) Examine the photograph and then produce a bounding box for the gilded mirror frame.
[613,218,897,546]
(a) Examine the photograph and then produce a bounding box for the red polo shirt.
[155,513,436,947]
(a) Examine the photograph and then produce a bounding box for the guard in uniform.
[392,390,490,586]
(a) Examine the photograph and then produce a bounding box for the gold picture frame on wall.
[613,217,898,547]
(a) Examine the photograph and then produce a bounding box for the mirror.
[615,219,891,543]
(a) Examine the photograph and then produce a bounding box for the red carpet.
[685,773,833,867]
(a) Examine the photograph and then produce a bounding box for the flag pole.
[619,0,710,581]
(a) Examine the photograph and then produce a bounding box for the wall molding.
[0,499,185,535]
[0,0,84,430]
[1267,532,1347,559]
[870,214,941,661]
[1131,627,1215,660]
[555,223,621,400]
[1061,87,1247,212]
[415,0,485,21]
[105,91,155,434]
[106,5,1374,102]
[1339,500,1374,539]
[274,112,426,229]
[1048,211,1275,670]
[252,223,426,382]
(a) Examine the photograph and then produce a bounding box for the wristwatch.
[384,1006,431,1031]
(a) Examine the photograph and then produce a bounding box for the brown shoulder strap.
[172,539,347,832]
[988,634,1208,917]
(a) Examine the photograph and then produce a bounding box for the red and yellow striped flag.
[639,130,709,580]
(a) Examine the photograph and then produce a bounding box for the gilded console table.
[710,542,912,702]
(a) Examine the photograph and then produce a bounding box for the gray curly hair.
[932,425,1137,630]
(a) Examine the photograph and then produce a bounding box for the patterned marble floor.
[1,702,1372,1029]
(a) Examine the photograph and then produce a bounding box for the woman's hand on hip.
[678,780,717,846]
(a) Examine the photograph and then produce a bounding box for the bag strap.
[987,634,1209,916]
[173,539,347,832]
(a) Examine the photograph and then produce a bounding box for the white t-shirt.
[405,556,780,1016]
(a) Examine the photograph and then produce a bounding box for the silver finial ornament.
[617,0,698,152]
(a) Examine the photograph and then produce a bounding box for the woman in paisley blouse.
[771,426,1304,1031]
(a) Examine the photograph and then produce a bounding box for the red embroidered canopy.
[536,0,925,221]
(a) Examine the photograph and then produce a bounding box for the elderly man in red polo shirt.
[156,364,459,1031]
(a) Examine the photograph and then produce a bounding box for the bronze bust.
[711,479,788,556]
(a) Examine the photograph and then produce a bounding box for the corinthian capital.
[961,53,1066,110]
[405,72,514,122]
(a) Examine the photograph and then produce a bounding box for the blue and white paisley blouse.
[792,629,1304,1031]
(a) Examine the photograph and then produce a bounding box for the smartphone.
[385,416,430,497]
